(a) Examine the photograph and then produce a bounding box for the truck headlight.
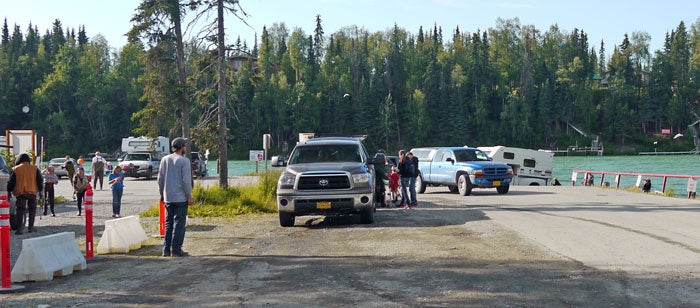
[278,172,296,189]
[352,173,370,185]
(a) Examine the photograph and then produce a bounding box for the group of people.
[8,151,126,235]
[8,138,194,260]
[387,149,419,209]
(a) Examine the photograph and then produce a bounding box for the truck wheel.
[497,185,510,194]
[458,174,472,196]
[448,185,458,193]
[416,176,426,194]
[360,207,375,224]
[279,212,295,227]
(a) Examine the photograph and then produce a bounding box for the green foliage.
[3,16,700,159]
[141,169,281,218]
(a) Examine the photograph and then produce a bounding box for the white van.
[477,146,554,186]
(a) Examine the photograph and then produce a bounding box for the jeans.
[112,188,123,215]
[400,177,410,205]
[408,176,417,205]
[164,202,188,254]
[76,190,85,214]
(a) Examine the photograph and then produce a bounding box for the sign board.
[687,178,697,193]
[661,128,671,135]
[249,150,264,162]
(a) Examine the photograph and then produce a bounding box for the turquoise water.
[553,155,700,194]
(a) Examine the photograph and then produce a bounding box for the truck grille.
[298,174,351,190]
[483,166,510,176]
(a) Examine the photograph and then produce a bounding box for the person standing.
[7,153,43,234]
[108,165,125,218]
[77,155,85,169]
[158,137,193,257]
[73,167,89,216]
[397,149,411,209]
[64,155,76,184]
[42,165,59,216]
[91,151,107,190]
[407,151,419,207]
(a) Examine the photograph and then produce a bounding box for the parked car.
[48,157,78,179]
[190,151,206,178]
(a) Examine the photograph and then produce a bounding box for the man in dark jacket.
[406,152,419,206]
[8,153,43,234]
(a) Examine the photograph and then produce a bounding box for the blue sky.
[3,0,699,55]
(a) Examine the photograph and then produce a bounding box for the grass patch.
[141,169,282,218]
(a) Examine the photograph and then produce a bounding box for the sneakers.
[162,251,171,257]
[172,251,189,257]
[28,227,37,233]
[15,230,23,235]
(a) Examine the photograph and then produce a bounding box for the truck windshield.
[125,153,150,161]
[453,149,489,162]
[290,145,362,164]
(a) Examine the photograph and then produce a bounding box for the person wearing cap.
[7,153,43,234]
[158,137,193,257]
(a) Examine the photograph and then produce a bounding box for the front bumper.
[277,188,374,216]
[470,176,513,188]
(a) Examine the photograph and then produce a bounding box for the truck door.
[432,149,454,184]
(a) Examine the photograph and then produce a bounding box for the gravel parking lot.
[4,178,699,307]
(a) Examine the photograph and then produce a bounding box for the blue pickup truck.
[410,147,513,195]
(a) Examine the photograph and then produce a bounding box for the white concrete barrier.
[11,232,87,282]
[96,215,148,254]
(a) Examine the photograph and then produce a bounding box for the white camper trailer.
[121,136,170,156]
[477,146,554,186]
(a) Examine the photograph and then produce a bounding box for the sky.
[2,0,700,56]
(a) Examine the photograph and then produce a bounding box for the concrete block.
[11,232,87,282]
[96,215,148,254]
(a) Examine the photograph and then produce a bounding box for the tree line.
[2,12,699,160]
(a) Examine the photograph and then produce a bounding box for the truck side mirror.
[446,157,454,164]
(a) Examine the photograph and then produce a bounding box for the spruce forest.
[1,11,699,159]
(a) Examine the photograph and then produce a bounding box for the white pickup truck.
[118,152,161,180]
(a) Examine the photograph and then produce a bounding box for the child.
[389,166,400,203]
[42,166,59,216]
[108,165,125,218]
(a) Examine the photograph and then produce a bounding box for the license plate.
[316,201,331,209]
[493,181,501,187]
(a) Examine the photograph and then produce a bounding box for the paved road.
[422,185,700,275]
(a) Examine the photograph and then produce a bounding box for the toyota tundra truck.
[411,147,513,196]
[276,137,379,227]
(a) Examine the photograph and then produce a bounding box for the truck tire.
[416,175,426,194]
[458,174,472,196]
[497,185,510,194]
[360,207,374,224]
[279,212,295,227]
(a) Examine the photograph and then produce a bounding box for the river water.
[204,155,699,195]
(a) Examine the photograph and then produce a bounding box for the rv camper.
[121,136,170,156]
[477,146,554,186]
